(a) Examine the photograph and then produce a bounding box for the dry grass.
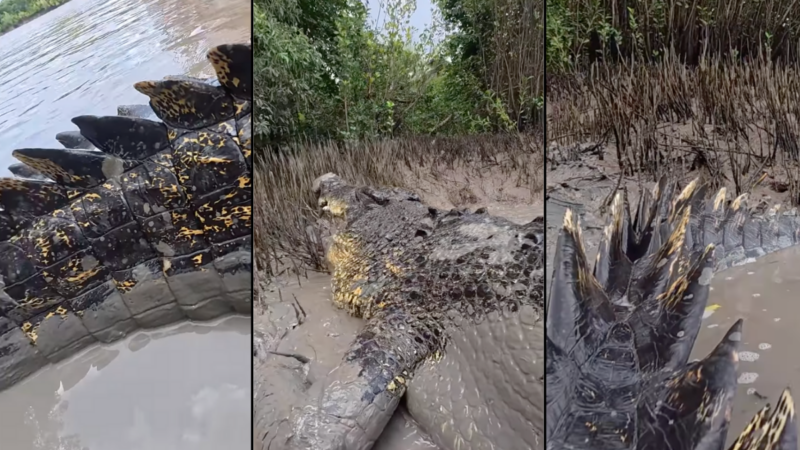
[256,134,543,279]
[548,53,800,200]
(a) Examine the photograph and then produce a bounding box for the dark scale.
[0,43,252,376]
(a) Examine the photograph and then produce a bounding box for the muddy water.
[0,316,251,450]
[692,246,800,443]
[0,0,250,175]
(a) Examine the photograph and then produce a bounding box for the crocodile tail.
[547,177,800,450]
[0,42,252,393]
[546,183,726,448]
[284,310,422,450]
[689,182,800,271]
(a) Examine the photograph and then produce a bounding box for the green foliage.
[254,0,542,147]
[547,0,800,74]
[0,0,68,33]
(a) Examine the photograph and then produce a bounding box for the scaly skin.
[257,173,544,450]
[546,177,799,450]
[0,43,252,392]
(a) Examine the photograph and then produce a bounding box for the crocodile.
[256,173,545,450]
[0,42,253,392]
[546,177,798,449]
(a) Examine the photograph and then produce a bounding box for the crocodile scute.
[546,177,798,450]
[0,43,252,392]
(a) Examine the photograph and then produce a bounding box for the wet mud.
[0,315,251,450]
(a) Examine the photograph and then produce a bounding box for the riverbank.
[0,0,69,35]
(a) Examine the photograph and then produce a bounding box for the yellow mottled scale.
[171,131,248,198]
[207,120,237,136]
[234,101,248,116]
[20,322,38,343]
[20,305,69,344]
[112,277,135,293]
[42,250,106,297]
[236,176,251,189]
[320,196,348,217]
[14,154,76,185]
[207,47,234,88]
[387,374,407,394]
[199,205,251,231]
[328,233,376,317]
[237,115,252,160]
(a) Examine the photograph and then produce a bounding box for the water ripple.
[0,0,250,175]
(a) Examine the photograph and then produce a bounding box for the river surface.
[0,315,251,450]
[0,0,250,175]
[691,245,800,444]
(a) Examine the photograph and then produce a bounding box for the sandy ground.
[255,167,542,449]
[545,143,800,444]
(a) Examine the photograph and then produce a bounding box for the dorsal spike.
[8,163,49,181]
[547,176,800,450]
[117,104,156,119]
[12,148,133,189]
[547,208,616,366]
[207,43,252,100]
[637,319,743,449]
[594,189,632,303]
[55,130,96,150]
[71,115,169,160]
[0,178,69,217]
[133,79,235,129]
[628,242,716,373]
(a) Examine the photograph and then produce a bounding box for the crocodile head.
[311,172,424,270]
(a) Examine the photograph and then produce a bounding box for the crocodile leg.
[283,310,428,450]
